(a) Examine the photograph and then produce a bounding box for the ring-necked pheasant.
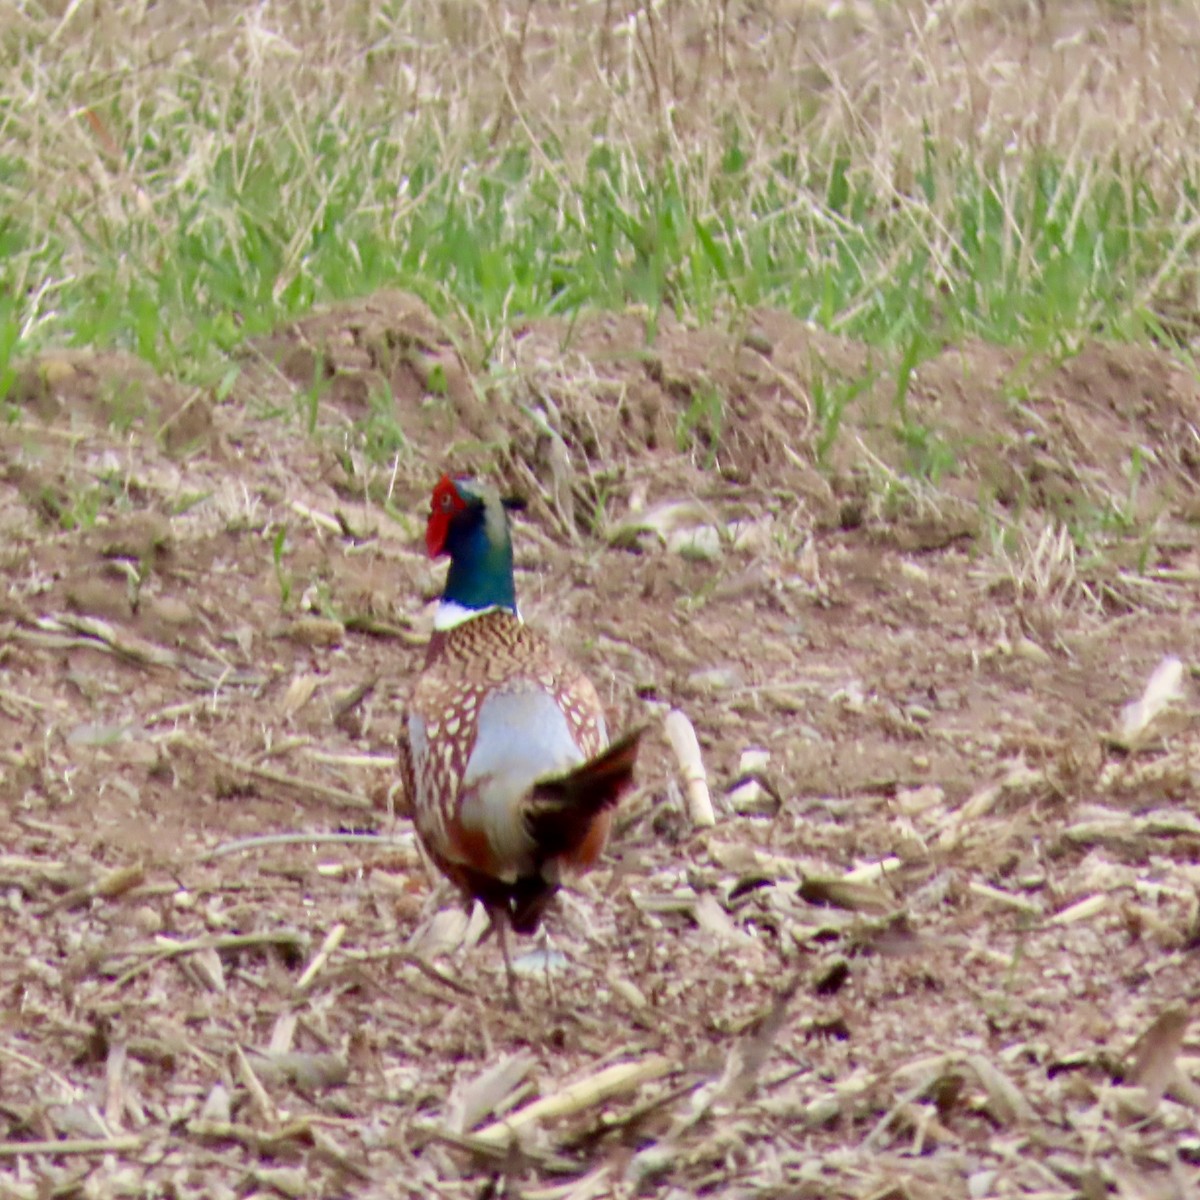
[399,474,643,1000]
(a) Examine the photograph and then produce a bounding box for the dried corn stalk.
[664,709,715,827]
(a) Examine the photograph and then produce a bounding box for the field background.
[3,1,1200,1196]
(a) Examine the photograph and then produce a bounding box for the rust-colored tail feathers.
[523,726,645,859]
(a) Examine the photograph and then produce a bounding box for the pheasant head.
[425,475,524,627]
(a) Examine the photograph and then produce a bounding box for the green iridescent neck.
[442,502,517,613]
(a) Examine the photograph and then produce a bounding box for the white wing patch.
[459,687,587,876]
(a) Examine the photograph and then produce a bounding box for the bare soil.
[2,292,1200,1198]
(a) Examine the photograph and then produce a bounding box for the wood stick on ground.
[295,923,347,992]
[268,1012,299,1056]
[521,1165,613,1200]
[423,1127,578,1173]
[189,741,373,811]
[187,1119,315,1154]
[236,1044,279,1126]
[200,831,408,862]
[664,709,715,827]
[471,1055,673,1149]
[104,930,309,990]
[0,1136,144,1158]
[0,1041,79,1094]
[290,499,343,534]
[310,1126,372,1181]
[47,613,178,668]
[51,863,147,912]
[405,953,480,999]
[304,751,396,768]
[0,686,46,716]
[104,1040,128,1132]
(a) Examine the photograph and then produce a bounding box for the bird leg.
[487,907,522,1011]
[536,924,558,1011]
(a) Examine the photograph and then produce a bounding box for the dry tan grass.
[25,4,1200,139]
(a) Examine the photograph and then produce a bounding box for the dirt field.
[2,292,1200,1197]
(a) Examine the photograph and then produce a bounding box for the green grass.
[6,129,1195,373]
[271,525,293,611]
[675,379,724,465]
[358,381,410,465]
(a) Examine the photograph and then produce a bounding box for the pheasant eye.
[440,493,455,511]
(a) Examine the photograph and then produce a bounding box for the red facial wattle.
[426,475,464,558]
[426,512,448,558]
